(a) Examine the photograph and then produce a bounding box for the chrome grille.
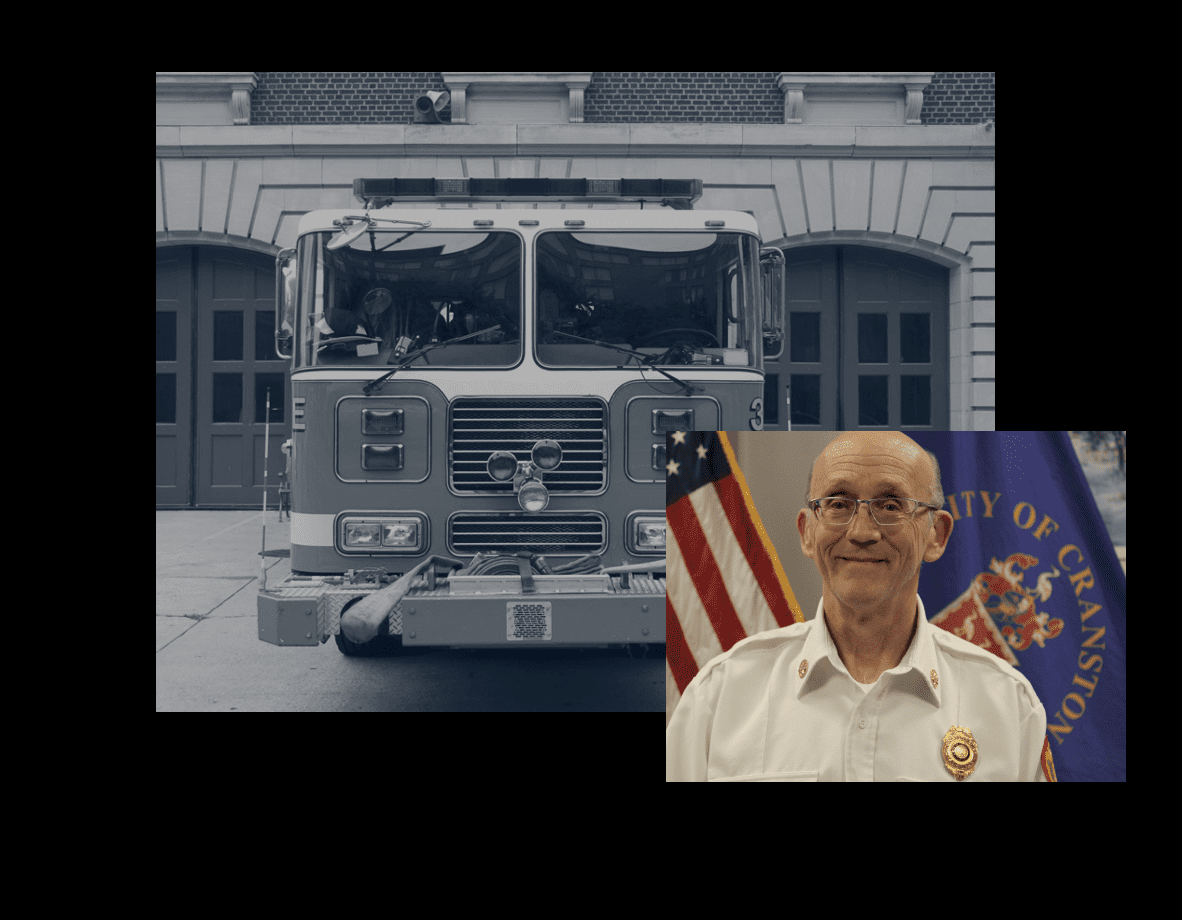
[450,398,606,493]
[449,512,607,555]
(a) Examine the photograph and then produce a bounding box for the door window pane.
[762,373,779,426]
[858,313,887,363]
[214,311,243,361]
[254,373,285,423]
[900,313,930,363]
[255,311,277,361]
[858,376,888,426]
[791,374,821,426]
[156,374,176,424]
[790,312,820,363]
[157,312,176,362]
[213,373,242,423]
[901,375,931,426]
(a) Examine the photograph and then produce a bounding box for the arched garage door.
[156,246,290,507]
[762,246,949,430]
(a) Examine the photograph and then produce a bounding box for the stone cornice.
[440,72,594,124]
[777,72,935,85]
[156,72,259,125]
[156,72,258,88]
[156,123,995,158]
[441,72,593,84]
[776,72,935,125]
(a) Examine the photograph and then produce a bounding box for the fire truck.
[257,177,784,655]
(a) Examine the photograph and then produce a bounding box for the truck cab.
[258,177,784,653]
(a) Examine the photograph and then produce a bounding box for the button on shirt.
[666,596,1050,782]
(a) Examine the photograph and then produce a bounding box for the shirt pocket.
[710,771,819,782]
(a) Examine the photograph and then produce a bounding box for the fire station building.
[156,71,995,508]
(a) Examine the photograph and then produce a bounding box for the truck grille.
[450,398,606,493]
[449,512,607,555]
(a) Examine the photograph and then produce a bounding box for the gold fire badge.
[942,726,978,781]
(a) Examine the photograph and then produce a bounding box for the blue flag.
[910,432,1126,782]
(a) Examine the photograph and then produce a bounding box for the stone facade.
[156,73,995,430]
[245,72,993,126]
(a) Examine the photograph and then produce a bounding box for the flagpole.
[260,388,270,591]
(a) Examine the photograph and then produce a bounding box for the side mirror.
[759,247,785,360]
[274,248,296,359]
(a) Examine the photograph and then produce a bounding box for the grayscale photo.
[156,72,1002,718]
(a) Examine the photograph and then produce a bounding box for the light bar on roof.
[351,177,703,205]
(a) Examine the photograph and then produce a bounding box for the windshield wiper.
[549,331,700,395]
[363,325,502,395]
[327,215,431,251]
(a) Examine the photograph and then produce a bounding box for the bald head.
[806,432,943,510]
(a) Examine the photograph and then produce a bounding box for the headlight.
[344,523,382,546]
[340,516,424,553]
[382,522,418,546]
[631,515,666,553]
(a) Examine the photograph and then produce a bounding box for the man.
[666,431,1053,781]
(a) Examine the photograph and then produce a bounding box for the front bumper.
[258,572,665,648]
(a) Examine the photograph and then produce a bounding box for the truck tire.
[334,598,403,656]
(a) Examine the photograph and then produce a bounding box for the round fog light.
[518,479,550,512]
[531,439,562,470]
[487,450,518,482]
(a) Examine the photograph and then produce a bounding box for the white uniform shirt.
[667,595,1051,782]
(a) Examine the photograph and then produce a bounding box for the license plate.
[507,601,552,640]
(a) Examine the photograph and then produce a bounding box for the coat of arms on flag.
[911,432,1126,782]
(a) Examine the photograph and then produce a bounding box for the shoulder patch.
[1041,735,1057,782]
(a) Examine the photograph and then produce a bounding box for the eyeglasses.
[808,496,939,526]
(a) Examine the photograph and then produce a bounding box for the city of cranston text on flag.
[910,432,1126,782]
[665,431,804,724]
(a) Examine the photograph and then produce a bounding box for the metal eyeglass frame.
[807,496,941,526]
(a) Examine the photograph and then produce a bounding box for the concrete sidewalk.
[156,510,291,652]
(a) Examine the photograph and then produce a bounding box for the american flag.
[666,431,804,725]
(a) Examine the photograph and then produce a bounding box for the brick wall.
[584,72,783,123]
[251,72,451,124]
[921,72,995,124]
[250,72,993,125]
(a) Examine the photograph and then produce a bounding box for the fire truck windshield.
[296,230,521,368]
[536,231,760,368]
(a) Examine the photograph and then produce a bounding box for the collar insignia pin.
[930,669,938,689]
[798,659,808,679]
[942,725,978,781]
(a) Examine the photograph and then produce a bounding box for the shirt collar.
[795,594,942,708]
